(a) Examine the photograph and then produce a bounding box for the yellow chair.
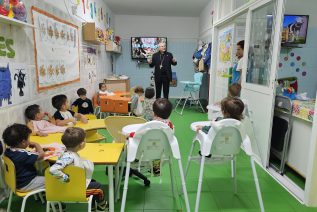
[45,166,93,212]
[104,116,146,143]
[84,114,97,120]
[3,156,45,212]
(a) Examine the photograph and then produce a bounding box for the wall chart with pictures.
[31,6,80,92]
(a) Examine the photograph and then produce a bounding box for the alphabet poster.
[31,7,80,92]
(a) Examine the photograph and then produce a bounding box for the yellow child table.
[47,143,124,212]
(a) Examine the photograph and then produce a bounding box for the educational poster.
[81,46,97,84]
[0,62,30,108]
[31,7,80,92]
[215,24,235,101]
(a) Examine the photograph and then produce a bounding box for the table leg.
[115,164,119,202]
[108,165,114,212]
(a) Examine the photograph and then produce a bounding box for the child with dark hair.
[50,127,108,211]
[130,86,145,116]
[72,88,94,115]
[93,83,114,107]
[228,83,241,97]
[153,98,174,129]
[3,124,45,191]
[196,97,245,133]
[143,87,156,121]
[52,94,87,126]
[25,104,66,136]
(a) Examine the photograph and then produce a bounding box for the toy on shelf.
[12,0,27,22]
[282,86,296,100]
[0,0,10,16]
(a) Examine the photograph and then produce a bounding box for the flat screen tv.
[131,37,167,60]
[282,15,309,45]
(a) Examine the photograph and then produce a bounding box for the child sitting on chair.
[3,124,45,192]
[25,104,66,137]
[72,88,94,115]
[130,86,144,116]
[50,128,108,212]
[52,94,87,126]
[143,87,156,121]
[196,97,244,134]
[93,83,113,107]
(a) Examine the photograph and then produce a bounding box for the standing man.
[148,42,177,99]
[232,40,244,85]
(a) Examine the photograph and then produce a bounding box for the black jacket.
[149,51,177,81]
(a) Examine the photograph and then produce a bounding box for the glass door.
[241,0,285,166]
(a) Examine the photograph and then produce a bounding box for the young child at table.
[93,83,113,107]
[196,97,244,133]
[52,94,88,126]
[49,127,107,211]
[130,86,144,116]
[72,88,94,115]
[143,87,156,121]
[3,124,45,192]
[25,104,66,137]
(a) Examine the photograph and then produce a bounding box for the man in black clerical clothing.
[148,42,177,99]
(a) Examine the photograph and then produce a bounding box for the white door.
[241,0,285,166]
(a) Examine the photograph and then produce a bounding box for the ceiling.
[105,0,211,17]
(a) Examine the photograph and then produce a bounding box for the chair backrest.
[100,98,115,113]
[84,114,97,120]
[207,119,243,156]
[194,72,203,86]
[127,121,181,162]
[104,116,146,143]
[3,156,16,193]
[275,95,292,113]
[114,100,129,114]
[45,166,87,202]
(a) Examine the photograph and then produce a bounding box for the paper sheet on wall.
[31,7,80,92]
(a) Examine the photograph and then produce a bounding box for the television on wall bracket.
[281,15,309,46]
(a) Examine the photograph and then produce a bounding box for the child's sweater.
[50,150,93,187]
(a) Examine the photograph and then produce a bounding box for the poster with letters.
[32,7,80,92]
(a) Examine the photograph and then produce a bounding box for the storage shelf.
[0,14,34,28]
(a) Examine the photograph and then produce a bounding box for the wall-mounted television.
[131,37,167,60]
[282,15,309,45]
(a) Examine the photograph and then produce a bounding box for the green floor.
[1,107,317,211]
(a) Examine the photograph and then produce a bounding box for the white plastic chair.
[120,121,190,212]
[185,119,264,212]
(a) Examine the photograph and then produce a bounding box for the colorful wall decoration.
[31,6,80,92]
[0,62,30,108]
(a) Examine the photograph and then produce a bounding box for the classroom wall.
[114,15,199,98]
[278,0,317,98]
[0,0,113,136]
[199,0,214,42]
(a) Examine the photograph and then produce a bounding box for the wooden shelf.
[82,22,105,45]
[0,14,34,28]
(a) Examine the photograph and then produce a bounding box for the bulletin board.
[31,6,80,92]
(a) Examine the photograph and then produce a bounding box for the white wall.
[0,0,113,136]
[199,0,214,42]
[115,15,199,39]
[114,15,199,98]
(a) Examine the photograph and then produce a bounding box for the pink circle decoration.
[290,52,295,57]
[296,56,301,61]
[279,63,283,68]
[302,71,307,76]
[284,57,288,61]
